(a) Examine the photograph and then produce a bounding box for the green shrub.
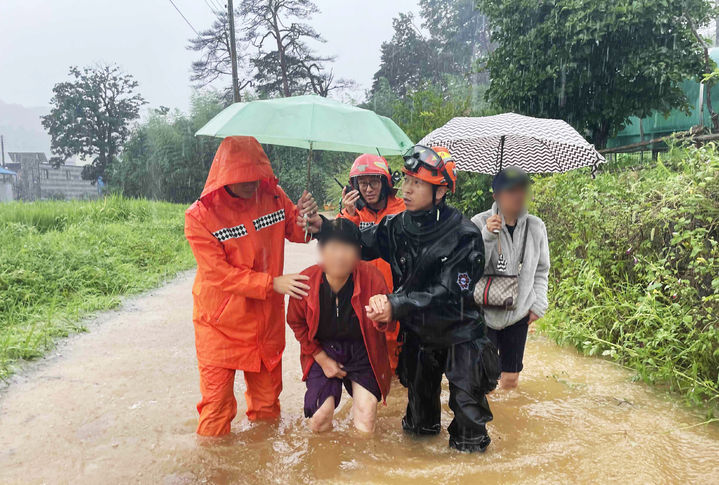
[0,196,194,378]
[532,143,719,406]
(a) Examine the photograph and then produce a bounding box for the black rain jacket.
[360,202,486,347]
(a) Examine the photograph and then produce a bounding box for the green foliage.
[0,196,194,379]
[364,1,496,205]
[112,91,344,205]
[418,0,490,77]
[478,0,714,148]
[42,64,146,180]
[532,144,719,405]
[390,82,472,142]
[451,171,493,215]
[385,82,495,213]
[264,145,352,204]
[109,93,223,203]
[364,77,397,118]
[369,1,489,101]
[370,12,441,99]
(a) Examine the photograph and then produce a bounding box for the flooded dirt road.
[1,241,718,484]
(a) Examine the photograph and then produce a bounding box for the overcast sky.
[0,0,419,111]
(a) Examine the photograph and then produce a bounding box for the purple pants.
[304,340,381,418]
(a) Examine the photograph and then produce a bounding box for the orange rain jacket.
[337,195,406,289]
[185,136,308,372]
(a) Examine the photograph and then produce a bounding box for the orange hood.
[201,136,277,199]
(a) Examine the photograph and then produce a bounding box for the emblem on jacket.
[456,272,471,291]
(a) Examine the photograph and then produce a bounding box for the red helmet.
[349,154,393,187]
[402,145,457,193]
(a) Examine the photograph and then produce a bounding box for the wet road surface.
[1,242,718,484]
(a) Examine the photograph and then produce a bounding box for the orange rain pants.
[196,362,282,436]
[185,136,308,436]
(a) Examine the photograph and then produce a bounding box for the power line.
[167,0,199,35]
[203,0,218,13]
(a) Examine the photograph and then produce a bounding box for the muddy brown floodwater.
[1,241,718,484]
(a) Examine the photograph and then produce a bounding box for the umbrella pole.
[492,135,506,234]
[302,141,314,243]
[306,141,313,191]
[498,134,505,172]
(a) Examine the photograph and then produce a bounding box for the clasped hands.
[365,294,392,323]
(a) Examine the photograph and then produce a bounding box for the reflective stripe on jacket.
[185,136,307,371]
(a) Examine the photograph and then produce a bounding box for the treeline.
[108,0,495,205]
[107,92,354,204]
[107,95,222,203]
[42,0,717,205]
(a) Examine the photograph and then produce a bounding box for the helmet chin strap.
[432,185,440,221]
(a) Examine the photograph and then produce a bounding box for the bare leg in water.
[350,382,378,433]
[309,383,377,433]
[309,397,335,433]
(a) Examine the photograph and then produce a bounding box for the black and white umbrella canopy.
[418,113,606,175]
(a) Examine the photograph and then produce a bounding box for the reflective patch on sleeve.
[253,209,285,231]
[213,224,248,242]
[359,221,375,230]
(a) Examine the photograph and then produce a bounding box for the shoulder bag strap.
[518,218,530,272]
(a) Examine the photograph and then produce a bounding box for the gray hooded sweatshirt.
[471,202,550,330]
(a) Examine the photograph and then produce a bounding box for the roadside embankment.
[532,144,719,406]
[0,195,194,378]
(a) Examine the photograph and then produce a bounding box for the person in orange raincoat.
[185,136,322,436]
[338,154,405,370]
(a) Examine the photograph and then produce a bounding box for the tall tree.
[42,64,146,180]
[370,13,439,99]
[188,9,253,101]
[240,0,333,97]
[189,0,339,98]
[478,0,713,148]
[418,0,491,77]
[368,3,491,111]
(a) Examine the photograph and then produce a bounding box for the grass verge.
[531,143,719,408]
[0,195,194,379]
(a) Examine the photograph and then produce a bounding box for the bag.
[474,219,530,310]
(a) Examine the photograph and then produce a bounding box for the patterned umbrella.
[418,113,605,174]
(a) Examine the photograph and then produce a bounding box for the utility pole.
[1,135,5,168]
[227,0,241,103]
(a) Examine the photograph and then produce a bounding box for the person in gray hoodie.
[471,167,549,390]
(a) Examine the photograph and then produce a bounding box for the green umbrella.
[196,94,414,188]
